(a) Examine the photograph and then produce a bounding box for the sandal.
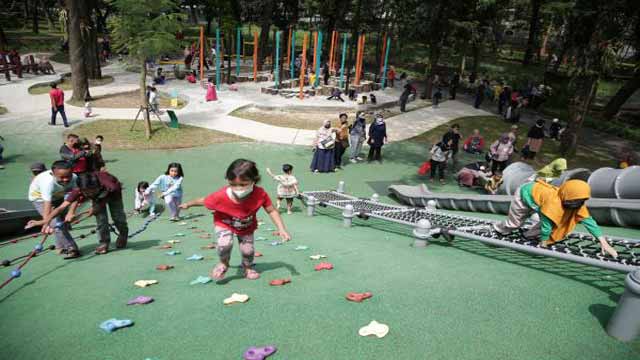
[94,244,109,255]
[63,249,81,260]
[244,267,260,280]
[210,263,228,280]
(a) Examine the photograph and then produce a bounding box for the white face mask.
[231,184,254,199]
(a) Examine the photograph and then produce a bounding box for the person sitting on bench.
[38,57,55,74]
[154,67,166,85]
[326,88,345,102]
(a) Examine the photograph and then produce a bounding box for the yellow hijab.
[537,158,567,178]
[531,179,591,243]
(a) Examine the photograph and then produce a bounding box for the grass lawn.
[408,115,620,170]
[28,75,115,95]
[63,120,251,150]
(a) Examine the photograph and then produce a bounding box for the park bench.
[0,56,16,81]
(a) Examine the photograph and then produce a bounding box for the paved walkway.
[0,59,491,145]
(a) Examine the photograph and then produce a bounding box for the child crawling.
[180,159,290,280]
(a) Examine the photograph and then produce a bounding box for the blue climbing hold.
[11,269,21,278]
[34,244,43,253]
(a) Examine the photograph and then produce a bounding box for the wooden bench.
[0,56,16,81]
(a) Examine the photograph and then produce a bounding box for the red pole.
[253,31,258,81]
[199,26,205,83]
[329,30,336,72]
[299,33,308,100]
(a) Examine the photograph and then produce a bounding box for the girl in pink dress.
[206,77,217,101]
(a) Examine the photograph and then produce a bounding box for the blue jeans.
[51,106,69,126]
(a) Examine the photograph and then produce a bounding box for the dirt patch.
[68,90,187,109]
[28,75,115,95]
[65,119,250,150]
[230,99,432,130]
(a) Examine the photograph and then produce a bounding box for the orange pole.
[299,33,308,100]
[328,30,336,72]
[380,33,387,73]
[199,26,204,82]
[313,31,318,72]
[355,34,362,85]
[359,35,366,84]
[286,26,292,68]
[253,31,258,81]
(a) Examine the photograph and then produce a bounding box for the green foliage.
[107,0,183,62]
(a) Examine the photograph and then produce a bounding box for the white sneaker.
[349,159,357,164]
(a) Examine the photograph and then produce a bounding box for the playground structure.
[388,163,640,228]
[166,25,392,100]
[300,186,640,342]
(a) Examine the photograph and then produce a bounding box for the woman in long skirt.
[310,120,337,173]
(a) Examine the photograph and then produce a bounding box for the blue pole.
[339,33,347,88]
[275,31,280,89]
[216,28,221,90]
[236,27,241,77]
[381,37,391,89]
[314,31,323,87]
[290,30,296,80]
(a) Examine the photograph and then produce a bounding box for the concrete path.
[0,59,492,146]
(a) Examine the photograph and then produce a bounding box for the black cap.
[30,162,46,172]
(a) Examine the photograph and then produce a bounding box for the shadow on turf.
[215,261,300,285]
[589,304,616,330]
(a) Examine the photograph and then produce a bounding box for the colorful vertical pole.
[275,30,280,89]
[379,33,387,73]
[314,31,323,87]
[339,33,347,88]
[253,31,258,81]
[381,37,391,89]
[312,31,318,73]
[290,30,296,80]
[215,28,221,89]
[199,26,205,83]
[355,34,362,85]
[299,33,308,100]
[236,27,241,77]
[286,26,292,70]
[329,30,336,72]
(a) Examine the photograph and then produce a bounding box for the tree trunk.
[602,67,640,120]
[189,5,198,24]
[345,0,363,92]
[471,43,480,77]
[85,16,102,79]
[257,0,274,70]
[32,0,39,34]
[523,0,542,65]
[560,73,598,156]
[0,24,7,51]
[140,61,151,139]
[67,0,90,102]
[23,0,30,30]
[44,6,56,31]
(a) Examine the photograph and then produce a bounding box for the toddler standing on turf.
[180,159,290,280]
[147,162,184,221]
[135,181,156,216]
[266,164,300,214]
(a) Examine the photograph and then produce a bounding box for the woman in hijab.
[493,179,618,257]
[523,119,546,159]
[367,114,388,162]
[310,120,337,173]
[489,133,514,174]
[537,158,567,179]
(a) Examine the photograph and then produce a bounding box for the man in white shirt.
[28,160,80,258]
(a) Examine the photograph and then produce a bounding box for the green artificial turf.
[0,137,639,359]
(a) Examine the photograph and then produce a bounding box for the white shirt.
[28,171,78,203]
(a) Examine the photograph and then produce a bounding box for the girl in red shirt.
[180,159,291,280]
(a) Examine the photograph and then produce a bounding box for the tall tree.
[32,0,40,34]
[523,0,543,65]
[602,65,640,120]
[109,0,182,139]
[67,0,91,102]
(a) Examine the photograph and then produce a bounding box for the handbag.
[319,137,335,149]
[418,161,431,175]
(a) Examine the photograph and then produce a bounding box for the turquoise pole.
[339,33,347,88]
[381,37,391,89]
[314,31,323,87]
[215,28,221,89]
[275,31,280,89]
[290,31,296,79]
[236,27,241,77]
